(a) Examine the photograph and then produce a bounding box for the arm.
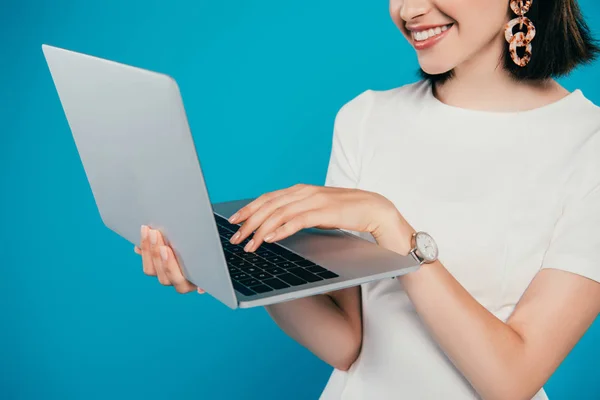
[142,221,364,371]
[265,287,362,371]
[263,90,371,371]
[377,214,600,400]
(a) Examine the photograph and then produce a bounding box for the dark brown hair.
[419,0,600,84]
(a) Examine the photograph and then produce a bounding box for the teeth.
[413,24,450,42]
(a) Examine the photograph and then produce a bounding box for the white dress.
[319,81,600,399]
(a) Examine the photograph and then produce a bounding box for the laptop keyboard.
[214,213,339,296]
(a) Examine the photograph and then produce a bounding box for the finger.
[230,187,313,247]
[228,183,308,225]
[134,246,141,255]
[141,225,157,276]
[160,246,197,294]
[150,229,171,286]
[263,209,329,244]
[248,196,323,252]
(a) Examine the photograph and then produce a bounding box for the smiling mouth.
[406,23,454,50]
[411,24,453,42]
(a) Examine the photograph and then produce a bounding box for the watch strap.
[409,248,425,265]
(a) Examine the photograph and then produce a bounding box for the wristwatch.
[409,231,439,265]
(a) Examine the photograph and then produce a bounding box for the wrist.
[373,209,416,256]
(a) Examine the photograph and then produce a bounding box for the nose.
[398,0,431,22]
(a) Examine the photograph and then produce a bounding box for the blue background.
[1,0,599,399]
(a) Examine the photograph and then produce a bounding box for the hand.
[135,225,205,294]
[227,183,412,253]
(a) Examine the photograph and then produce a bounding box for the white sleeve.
[323,90,374,241]
[541,133,600,283]
[324,90,373,190]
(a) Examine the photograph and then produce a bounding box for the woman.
[135,0,600,398]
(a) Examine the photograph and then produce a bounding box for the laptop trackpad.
[278,228,363,259]
[278,227,416,277]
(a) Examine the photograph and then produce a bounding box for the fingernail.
[230,231,241,243]
[141,225,148,239]
[159,246,168,261]
[134,246,141,254]
[264,233,275,242]
[229,213,239,223]
[149,229,157,245]
[244,239,254,252]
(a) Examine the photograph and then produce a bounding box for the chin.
[417,58,456,76]
[414,46,464,77]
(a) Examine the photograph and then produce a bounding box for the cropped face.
[389,0,510,75]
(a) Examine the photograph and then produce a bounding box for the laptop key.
[275,262,296,270]
[253,262,273,269]
[278,273,307,286]
[318,271,339,279]
[256,249,274,258]
[217,225,232,233]
[239,278,260,287]
[288,267,323,282]
[233,282,255,296]
[251,271,273,280]
[267,245,303,261]
[260,242,279,250]
[263,267,286,275]
[307,265,327,274]
[227,260,243,268]
[239,265,261,274]
[283,254,305,262]
[231,260,252,268]
[246,256,263,264]
[270,246,293,256]
[237,252,256,259]
[294,260,316,267]
[232,272,249,281]
[263,256,286,264]
[224,250,241,259]
[250,284,273,294]
[262,278,290,290]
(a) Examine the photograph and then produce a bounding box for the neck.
[433,35,566,112]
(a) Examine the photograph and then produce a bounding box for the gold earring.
[504,0,536,67]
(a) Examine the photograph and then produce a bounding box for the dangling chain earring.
[504,0,536,67]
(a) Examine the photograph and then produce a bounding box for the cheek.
[446,0,508,41]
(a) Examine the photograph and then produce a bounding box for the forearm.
[403,263,531,399]
[376,230,536,400]
[265,292,361,371]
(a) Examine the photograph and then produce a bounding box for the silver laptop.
[41,44,419,309]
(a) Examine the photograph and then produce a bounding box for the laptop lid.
[42,44,238,309]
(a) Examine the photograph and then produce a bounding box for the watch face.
[415,232,438,262]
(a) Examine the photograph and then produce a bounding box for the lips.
[407,23,454,50]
